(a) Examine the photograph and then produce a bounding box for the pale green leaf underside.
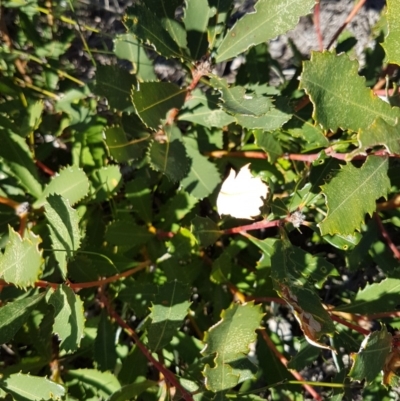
[349,326,391,383]
[147,281,191,352]
[319,156,390,236]
[202,302,263,392]
[0,226,43,288]
[45,194,81,278]
[48,285,85,353]
[33,165,90,208]
[90,165,123,202]
[300,52,400,132]
[0,373,65,401]
[382,0,400,65]
[215,0,315,62]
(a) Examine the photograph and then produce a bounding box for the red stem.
[314,1,324,51]
[99,291,194,401]
[330,314,370,336]
[260,329,323,401]
[222,219,282,235]
[326,0,367,50]
[374,213,400,260]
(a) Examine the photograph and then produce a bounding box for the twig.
[259,329,323,401]
[36,160,55,176]
[314,1,324,51]
[374,213,400,260]
[326,0,367,50]
[222,219,282,235]
[330,314,370,336]
[99,290,195,401]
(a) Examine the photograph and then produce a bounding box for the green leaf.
[349,326,391,383]
[66,369,120,398]
[104,126,150,162]
[147,281,191,352]
[94,311,117,372]
[0,128,42,198]
[191,216,222,247]
[114,33,157,81]
[105,217,154,247]
[167,228,198,258]
[319,156,390,236]
[207,0,233,49]
[45,194,81,278]
[299,52,400,132]
[20,100,43,137]
[382,0,400,65]
[148,140,191,181]
[47,285,85,353]
[0,226,43,288]
[215,0,315,62]
[106,380,158,401]
[210,76,272,116]
[178,89,236,128]
[287,338,321,371]
[144,0,187,50]
[0,292,45,344]
[336,278,400,314]
[181,142,221,199]
[125,178,153,224]
[253,130,283,163]
[0,373,65,401]
[202,302,263,392]
[353,117,400,156]
[90,165,123,202]
[95,65,136,112]
[183,0,210,59]
[33,165,90,209]
[132,82,187,129]
[126,5,185,59]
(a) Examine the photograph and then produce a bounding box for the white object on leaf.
[216,163,269,219]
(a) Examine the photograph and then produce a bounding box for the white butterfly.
[216,163,269,219]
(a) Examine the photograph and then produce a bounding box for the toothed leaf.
[33,166,90,209]
[215,0,315,62]
[0,226,43,288]
[45,194,81,278]
[47,285,85,353]
[147,281,191,352]
[300,52,400,132]
[132,82,186,129]
[202,302,263,392]
[319,156,390,236]
[382,0,400,65]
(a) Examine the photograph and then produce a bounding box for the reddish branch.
[0,260,151,291]
[326,0,367,50]
[374,213,400,260]
[314,1,324,51]
[259,329,323,401]
[99,290,195,401]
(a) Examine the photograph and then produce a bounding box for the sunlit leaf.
[45,194,81,278]
[300,52,400,132]
[47,285,85,353]
[0,373,65,401]
[349,326,391,383]
[215,0,315,62]
[0,226,43,288]
[147,281,191,351]
[319,156,390,236]
[33,166,90,209]
[382,0,400,65]
[202,302,263,392]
